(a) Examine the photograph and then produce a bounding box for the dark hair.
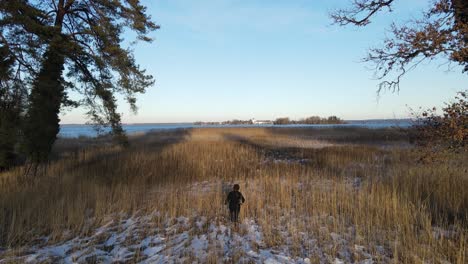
[233,184,240,191]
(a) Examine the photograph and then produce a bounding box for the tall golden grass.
[0,127,466,263]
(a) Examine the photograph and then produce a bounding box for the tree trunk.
[452,0,468,69]
[23,38,65,163]
[452,0,468,24]
[0,107,18,170]
[0,47,22,171]
[22,1,69,164]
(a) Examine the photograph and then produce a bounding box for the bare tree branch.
[330,0,394,26]
[331,0,468,92]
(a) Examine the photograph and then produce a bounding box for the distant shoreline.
[60,118,412,126]
[58,120,413,138]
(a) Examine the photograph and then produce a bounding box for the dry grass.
[0,127,466,263]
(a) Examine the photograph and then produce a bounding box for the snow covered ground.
[0,211,388,264]
[0,178,389,263]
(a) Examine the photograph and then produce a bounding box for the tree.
[327,116,343,124]
[303,116,321,124]
[0,45,27,170]
[23,38,66,162]
[0,1,159,163]
[331,0,468,91]
[411,91,467,161]
[274,117,291,125]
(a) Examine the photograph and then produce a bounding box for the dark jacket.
[226,191,245,210]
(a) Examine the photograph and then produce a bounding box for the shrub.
[411,91,467,161]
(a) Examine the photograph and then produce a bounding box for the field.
[0,127,466,263]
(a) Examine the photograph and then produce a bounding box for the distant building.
[250,118,273,125]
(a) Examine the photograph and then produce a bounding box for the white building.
[250,118,273,125]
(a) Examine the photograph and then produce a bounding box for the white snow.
[0,213,393,263]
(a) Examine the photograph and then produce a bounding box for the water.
[59,123,194,138]
[59,120,412,138]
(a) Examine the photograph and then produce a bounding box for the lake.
[59,120,413,138]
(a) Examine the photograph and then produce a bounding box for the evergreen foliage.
[0,46,26,170]
[23,39,66,163]
[0,0,158,164]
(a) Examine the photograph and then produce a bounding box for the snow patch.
[0,214,393,263]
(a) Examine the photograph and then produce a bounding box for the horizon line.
[60,117,413,125]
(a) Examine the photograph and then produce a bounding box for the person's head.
[233,184,240,191]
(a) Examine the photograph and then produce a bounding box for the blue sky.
[61,0,467,123]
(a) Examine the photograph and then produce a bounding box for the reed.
[0,127,466,263]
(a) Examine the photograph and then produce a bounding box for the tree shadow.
[221,130,390,181]
[221,127,409,153]
[264,126,410,145]
[222,132,312,166]
[50,128,193,184]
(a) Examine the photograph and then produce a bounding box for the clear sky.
[61,0,467,124]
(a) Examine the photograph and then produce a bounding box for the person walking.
[225,184,245,223]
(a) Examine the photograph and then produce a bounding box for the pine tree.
[0,46,26,170]
[23,39,66,162]
[1,0,158,163]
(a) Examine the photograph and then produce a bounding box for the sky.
[61,0,467,124]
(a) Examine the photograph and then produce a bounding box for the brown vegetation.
[0,127,466,263]
[410,90,467,162]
